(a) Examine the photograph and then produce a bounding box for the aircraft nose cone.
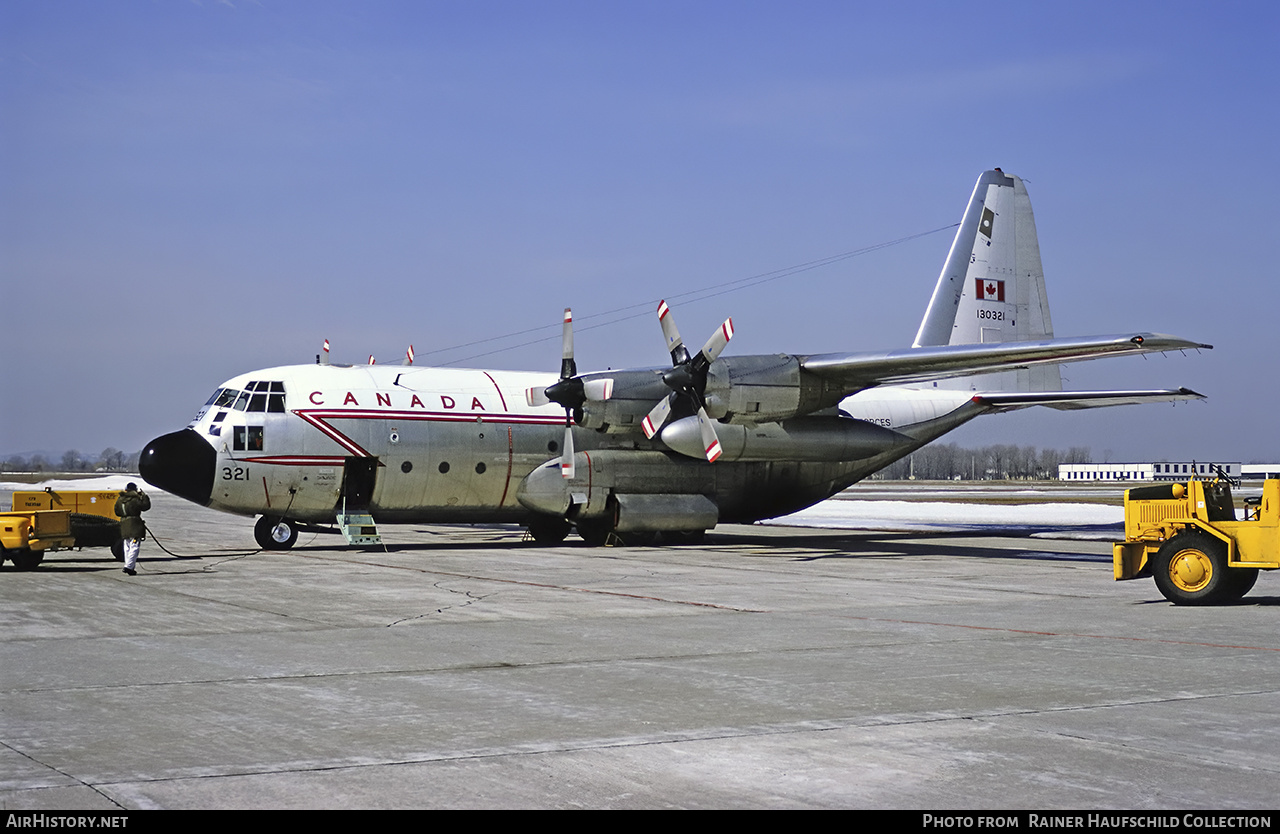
[139,429,216,506]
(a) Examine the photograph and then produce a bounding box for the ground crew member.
[115,483,151,576]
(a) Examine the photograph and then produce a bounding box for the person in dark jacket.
[114,483,151,576]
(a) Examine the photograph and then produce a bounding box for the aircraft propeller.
[525,308,613,478]
[641,300,734,462]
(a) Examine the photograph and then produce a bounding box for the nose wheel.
[255,516,299,550]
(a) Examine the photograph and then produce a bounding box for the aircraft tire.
[255,516,299,551]
[1152,532,1233,605]
[662,530,706,546]
[576,518,612,547]
[526,516,571,545]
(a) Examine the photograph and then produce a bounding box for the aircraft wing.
[972,388,1205,411]
[800,333,1210,395]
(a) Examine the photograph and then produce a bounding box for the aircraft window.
[475,462,486,474]
[248,393,268,412]
[233,426,265,452]
[205,389,222,406]
[212,412,227,422]
[233,391,251,411]
[270,381,285,393]
[268,393,286,413]
[213,389,239,408]
[438,462,450,474]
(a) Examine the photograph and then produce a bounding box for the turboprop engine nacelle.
[578,355,843,431]
[659,415,912,463]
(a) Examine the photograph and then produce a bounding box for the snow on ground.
[762,498,1123,536]
[0,475,140,492]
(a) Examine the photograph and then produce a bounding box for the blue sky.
[3,0,1277,462]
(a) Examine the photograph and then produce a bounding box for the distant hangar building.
[1058,461,1241,482]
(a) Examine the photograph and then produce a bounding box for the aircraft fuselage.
[141,361,970,532]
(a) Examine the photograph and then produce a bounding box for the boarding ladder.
[336,495,382,547]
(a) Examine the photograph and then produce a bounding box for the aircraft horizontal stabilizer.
[801,333,1210,396]
[973,388,1205,412]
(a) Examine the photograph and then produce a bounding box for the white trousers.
[123,537,141,570]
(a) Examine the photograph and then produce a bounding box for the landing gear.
[576,518,613,547]
[575,522,704,547]
[526,516,571,545]
[1152,532,1255,605]
[254,516,299,550]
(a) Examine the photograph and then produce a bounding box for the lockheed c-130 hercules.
[140,169,1209,549]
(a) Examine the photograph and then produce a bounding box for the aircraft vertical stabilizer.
[913,169,1059,393]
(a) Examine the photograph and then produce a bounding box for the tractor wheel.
[1152,532,1235,605]
[9,548,44,570]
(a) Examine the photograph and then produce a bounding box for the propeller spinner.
[642,300,734,462]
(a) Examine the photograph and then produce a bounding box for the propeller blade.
[641,396,672,439]
[696,406,723,463]
[561,424,575,479]
[560,308,576,379]
[699,317,735,364]
[657,300,688,365]
[583,378,614,401]
[526,386,551,407]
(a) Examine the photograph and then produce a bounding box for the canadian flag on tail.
[975,278,1006,302]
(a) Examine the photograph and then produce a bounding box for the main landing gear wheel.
[526,516,571,545]
[576,518,613,547]
[255,516,299,550]
[1152,531,1253,605]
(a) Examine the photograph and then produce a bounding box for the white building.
[1058,461,1241,482]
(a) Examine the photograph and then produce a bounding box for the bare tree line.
[872,443,1093,481]
[2,448,141,474]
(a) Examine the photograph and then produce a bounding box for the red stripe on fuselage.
[290,408,563,458]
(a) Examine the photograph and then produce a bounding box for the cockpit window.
[243,380,286,412]
[209,388,239,408]
[208,382,286,414]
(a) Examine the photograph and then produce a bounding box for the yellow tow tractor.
[0,507,76,569]
[1,488,126,570]
[1113,473,1280,604]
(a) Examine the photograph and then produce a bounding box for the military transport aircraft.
[140,169,1208,549]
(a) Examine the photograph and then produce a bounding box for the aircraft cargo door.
[340,457,379,512]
